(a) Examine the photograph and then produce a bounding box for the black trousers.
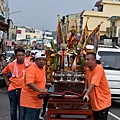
[92,107,109,120]
[42,96,50,115]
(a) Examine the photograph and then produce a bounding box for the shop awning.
[0,21,9,32]
[108,16,120,21]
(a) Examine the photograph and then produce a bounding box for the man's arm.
[27,82,48,93]
[83,83,94,102]
[2,65,11,85]
[3,73,10,85]
[83,79,88,93]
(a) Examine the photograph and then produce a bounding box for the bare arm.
[83,79,88,93]
[27,82,48,93]
[2,60,6,68]
[85,84,94,95]
[2,73,10,85]
[83,84,94,102]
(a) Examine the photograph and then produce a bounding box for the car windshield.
[6,52,14,57]
[98,51,120,70]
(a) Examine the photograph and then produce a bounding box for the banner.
[82,21,103,49]
[79,17,89,45]
[56,14,65,48]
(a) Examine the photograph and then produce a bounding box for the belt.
[15,88,21,92]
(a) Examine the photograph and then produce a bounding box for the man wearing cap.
[96,54,103,67]
[20,52,48,120]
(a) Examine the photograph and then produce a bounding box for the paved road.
[0,86,120,120]
[0,87,10,120]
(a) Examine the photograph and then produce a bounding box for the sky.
[9,0,97,31]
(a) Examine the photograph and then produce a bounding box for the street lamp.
[14,21,23,25]
[9,10,23,15]
[42,32,45,50]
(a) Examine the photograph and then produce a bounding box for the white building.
[43,31,54,47]
[16,26,43,46]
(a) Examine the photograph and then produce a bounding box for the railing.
[112,0,120,1]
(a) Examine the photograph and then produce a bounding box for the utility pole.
[2,0,9,52]
[42,32,45,49]
[42,26,45,50]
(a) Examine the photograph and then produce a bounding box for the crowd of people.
[1,48,51,120]
[0,47,111,120]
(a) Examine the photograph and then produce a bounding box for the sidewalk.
[0,86,10,120]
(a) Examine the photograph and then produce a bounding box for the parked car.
[98,45,120,99]
[6,51,14,62]
[30,49,45,55]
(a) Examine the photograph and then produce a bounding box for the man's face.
[85,54,96,68]
[16,52,25,64]
[35,58,46,69]
[26,51,30,57]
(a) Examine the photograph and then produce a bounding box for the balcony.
[102,0,120,5]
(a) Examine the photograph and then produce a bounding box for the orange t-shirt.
[2,62,27,91]
[86,65,111,111]
[25,56,32,61]
[20,63,46,108]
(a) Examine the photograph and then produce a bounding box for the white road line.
[108,112,120,120]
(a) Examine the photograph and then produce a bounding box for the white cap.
[26,49,30,52]
[96,54,101,60]
[86,45,94,50]
[35,52,46,59]
[46,44,51,47]
[2,52,5,55]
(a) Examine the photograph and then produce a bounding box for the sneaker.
[39,116,44,120]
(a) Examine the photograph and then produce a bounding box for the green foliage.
[51,41,57,53]
[79,56,85,72]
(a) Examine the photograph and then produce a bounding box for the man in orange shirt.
[20,51,48,120]
[83,52,111,120]
[2,48,30,120]
[25,49,32,61]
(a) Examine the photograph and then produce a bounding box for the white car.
[30,50,45,55]
[98,46,120,99]
[6,51,15,62]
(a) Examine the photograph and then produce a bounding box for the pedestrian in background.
[30,52,36,62]
[0,54,6,71]
[96,54,103,67]
[2,48,30,120]
[25,49,32,62]
[20,51,49,120]
[83,52,111,120]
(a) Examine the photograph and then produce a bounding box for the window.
[26,35,30,39]
[112,21,115,26]
[98,51,120,69]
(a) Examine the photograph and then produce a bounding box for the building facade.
[61,0,120,37]
[80,0,120,35]
[16,26,43,48]
[106,16,120,38]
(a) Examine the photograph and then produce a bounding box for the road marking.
[108,112,120,120]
